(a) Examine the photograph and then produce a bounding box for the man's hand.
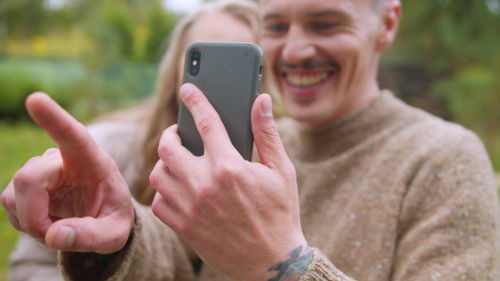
[150,84,309,281]
[1,93,134,254]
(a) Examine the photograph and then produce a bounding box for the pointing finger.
[25,93,108,174]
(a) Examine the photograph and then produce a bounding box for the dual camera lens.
[188,48,201,76]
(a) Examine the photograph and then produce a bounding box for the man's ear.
[375,0,401,52]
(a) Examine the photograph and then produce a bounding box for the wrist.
[245,234,310,281]
[264,243,312,281]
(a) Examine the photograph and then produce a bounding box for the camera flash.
[192,60,198,66]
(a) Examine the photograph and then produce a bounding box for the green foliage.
[434,66,499,130]
[392,0,500,69]
[1,0,177,62]
[386,0,500,170]
[0,58,158,121]
[77,0,178,64]
[143,2,178,61]
[85,1,136,65]
[1,0,48,37]
[0,58,89,120]
[434,65,500,169]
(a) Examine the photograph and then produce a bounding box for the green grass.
[0,122,55,281]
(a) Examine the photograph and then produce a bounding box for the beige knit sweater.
[9,91,499,281]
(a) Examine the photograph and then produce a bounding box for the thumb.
[45,215,132,254]
[251,94,289,169]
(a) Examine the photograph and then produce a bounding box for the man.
[2,0,498,280]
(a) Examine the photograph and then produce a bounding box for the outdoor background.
[0,0,499,279]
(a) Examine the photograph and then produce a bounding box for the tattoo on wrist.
[267,245,313,281]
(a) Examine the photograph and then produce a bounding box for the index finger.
[179,84,238,157]
[25,92,102,168]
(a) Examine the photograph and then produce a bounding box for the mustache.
[276,59,341,71]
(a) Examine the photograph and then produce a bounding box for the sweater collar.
[289,90,401,162]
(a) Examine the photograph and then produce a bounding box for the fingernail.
[55,225,75,249]
[180,84,192,99]
[261,95,273,117]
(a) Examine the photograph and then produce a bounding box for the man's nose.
[282,25,315,65]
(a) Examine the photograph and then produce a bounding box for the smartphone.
[177,42,263,160]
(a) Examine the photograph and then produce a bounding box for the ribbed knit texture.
[60,91,499,280]
[11,91,498,281]
[300,249,354,281]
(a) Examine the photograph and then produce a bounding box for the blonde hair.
[133,0,260,204]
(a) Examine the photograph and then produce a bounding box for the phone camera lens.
[189,49,201,76]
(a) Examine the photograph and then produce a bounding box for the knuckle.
[13,169,33,192]
[42,148,59,156]
[149,171,160,188]
[0,192,13,209]
[84,230,98,251]
[183,89,204,110]
[214,161,239,179]
[157,143,174,161]
[151,200,161,217]
[0,195,8,209]
[198,185,217,202]
[185,203,200,221]
[260,122,279,140]
[23,155,41,167]
[174,220,190,237]
[196,117,214,137]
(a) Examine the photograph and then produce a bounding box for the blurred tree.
[143,0,178,61]
[0,0,177,62]
[387,0,500,169]
[2,0,49,37]
[0,0,177,121]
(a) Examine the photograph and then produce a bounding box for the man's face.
[260,0,390,128]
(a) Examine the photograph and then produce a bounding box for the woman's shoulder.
[86,98,154,159]
[87,118,146,172]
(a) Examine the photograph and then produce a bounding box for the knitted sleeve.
[59,200,195,281]
[391,128,498,280]
[8,234,63,281]
[299,249,355,281]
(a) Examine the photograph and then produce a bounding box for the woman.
[8,1,260,280]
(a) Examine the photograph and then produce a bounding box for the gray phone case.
[177,42,263,160]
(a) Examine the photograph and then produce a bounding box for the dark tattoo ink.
[267,245,313,281]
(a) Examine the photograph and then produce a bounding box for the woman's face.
[177,12,256,90]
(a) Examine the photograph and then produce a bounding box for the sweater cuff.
[59,203,142,281]
[300,248,355,281]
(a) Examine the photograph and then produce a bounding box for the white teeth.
[286,73,329,88]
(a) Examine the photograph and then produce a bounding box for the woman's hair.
[133,0,260,204]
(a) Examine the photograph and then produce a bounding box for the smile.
[284,72,332,88]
